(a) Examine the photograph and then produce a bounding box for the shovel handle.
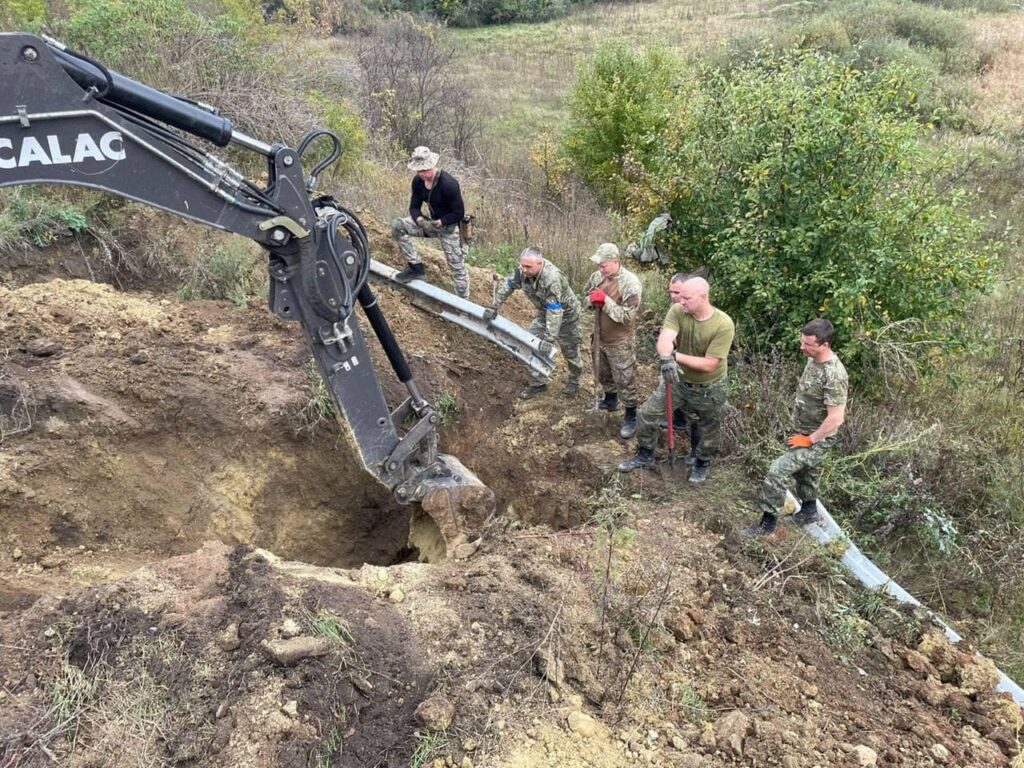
[666,383,675,452]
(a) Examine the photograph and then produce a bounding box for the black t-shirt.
[408,170,465,226]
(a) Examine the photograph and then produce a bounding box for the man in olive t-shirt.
[618,274,735,484]
[744,318,849,537]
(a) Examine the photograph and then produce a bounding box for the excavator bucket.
[407,454,495,562]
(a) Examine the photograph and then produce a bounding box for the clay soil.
[1,232,1022,767]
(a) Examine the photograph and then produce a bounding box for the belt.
[681,379,722,388]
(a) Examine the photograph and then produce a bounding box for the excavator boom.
[0,32,545,558]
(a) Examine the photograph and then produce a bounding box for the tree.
[356,18,481,158]
[564,48,995,375]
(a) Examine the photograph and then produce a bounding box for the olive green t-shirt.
[662,305,735,384]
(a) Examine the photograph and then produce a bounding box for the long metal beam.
[368,261,557,380]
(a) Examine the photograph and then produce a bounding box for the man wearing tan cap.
[391,146,470,298]
[582,243,643,438]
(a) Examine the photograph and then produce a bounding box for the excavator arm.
[0,32,537,557]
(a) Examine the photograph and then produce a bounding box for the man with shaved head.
[618,274,734,483]
[492,246,583,399]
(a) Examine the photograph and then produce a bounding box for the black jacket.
[409,170,464,226]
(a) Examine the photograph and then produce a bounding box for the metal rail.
[368,260,557,380]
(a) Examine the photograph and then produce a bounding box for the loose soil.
[1,229,1021,767]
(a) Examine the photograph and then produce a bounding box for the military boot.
[619,407,638,439]
[395,262,426,283]
[741,513,777,538]
[564,379,579,397]
[684,434,701,466]
[688,459,710,484]
[598,392,619,412]
[520,383,548,400]
[790,499,820,526]
[617,447,655,473]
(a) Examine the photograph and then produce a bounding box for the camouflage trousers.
[391,216,470,299]
[594,339,639,407]
[635,378,728,462]
[528,313,583,386]
[756,437,835,517]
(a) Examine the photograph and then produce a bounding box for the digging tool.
[666,381,676,468]
[590,312,603,412]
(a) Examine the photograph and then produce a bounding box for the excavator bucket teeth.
[407,454,495,562]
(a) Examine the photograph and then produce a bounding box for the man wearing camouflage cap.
[391,146,470,299]
[583,243,643,439]
[491,247,583,399]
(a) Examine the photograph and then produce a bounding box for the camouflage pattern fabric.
[792,356,848,434]
[634,378,727,461]
[527,314,583,386]
[757,353,848,515]
[391,216,470,298]
[756,438,835,516]
[596,341,640,407]
[496,260,582,386]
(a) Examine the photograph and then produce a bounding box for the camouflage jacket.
[496,260,579,341]
[583,266,642,344]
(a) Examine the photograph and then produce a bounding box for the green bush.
[376,0,579,26]
[563,46,680,208]
[0,189,90,252]
[178,240,264,306]
[564,48,996,379]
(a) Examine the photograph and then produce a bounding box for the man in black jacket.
[391,146,470,298]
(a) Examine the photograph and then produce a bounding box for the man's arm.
[494,270,522,307]
[409,179,426,223]
[809,403,845,444]
[655,327,678,357]
[603,287,640,326]
[438,174,465,227]
[674,351,722,373]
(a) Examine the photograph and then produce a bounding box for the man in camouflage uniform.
[582,243,643,439]
[618,275,734,484]
[391,146,470,299]
[491,246,583,399]
[744,318,849,537]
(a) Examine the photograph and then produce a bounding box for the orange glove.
[787,434,813,449]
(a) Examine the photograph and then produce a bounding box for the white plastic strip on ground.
[797,498,1024,706]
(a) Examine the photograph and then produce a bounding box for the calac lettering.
[0,131,126,169]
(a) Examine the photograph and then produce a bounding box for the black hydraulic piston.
[48,45,235,147]
[358,285,414,385]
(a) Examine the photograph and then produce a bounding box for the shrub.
[355,18,481,158]
[177,240,264,306]
[0,189,89,252]
[565,48,996,379]
[563,45,680,208]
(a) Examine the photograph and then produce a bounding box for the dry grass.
[970,13,1024,133]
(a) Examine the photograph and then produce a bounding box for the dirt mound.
[2,505,1019,767]
[2,239,1021,767]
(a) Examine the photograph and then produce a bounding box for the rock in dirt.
[39,554,67,569]
[281,700,299,718]
[415,694,455,731]
[279,618,302,639]
[216,622,241,652]
[852,744,877,766]
[929,743,950,763]
[260,636,331,665]
[534,646,564,686]
[22,338,62,357]
[566,710,604,738]
[713,710,750,756]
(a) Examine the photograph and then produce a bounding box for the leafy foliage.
[564,47,996,376]
[376,0,578,27]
